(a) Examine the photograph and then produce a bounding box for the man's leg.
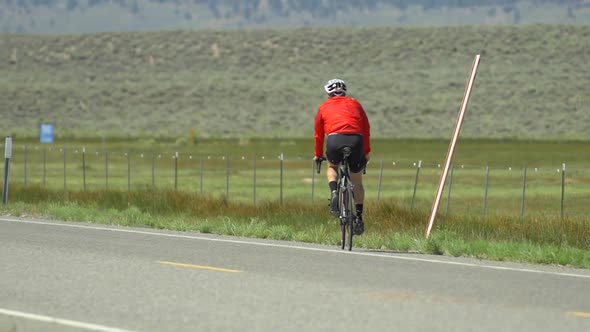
[350,171,365,235]
[327,163,338,183]
[350,171,364,205]
[327,163,339,215]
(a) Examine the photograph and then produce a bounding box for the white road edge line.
[4,217,590,280]
[0,307,135,332]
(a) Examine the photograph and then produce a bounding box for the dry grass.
[7,185,590,251]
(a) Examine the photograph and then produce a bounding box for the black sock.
[356,204,363,216]
[329,181,337,192]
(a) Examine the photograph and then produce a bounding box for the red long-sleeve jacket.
[314,96,371,157]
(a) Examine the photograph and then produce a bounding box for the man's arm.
[314,109,325,158]
[360,106,371,156]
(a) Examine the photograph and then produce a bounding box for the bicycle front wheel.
[341,187,354,251]
[340,189,347,250]
[347,216,353,251]
[340,222,346,250]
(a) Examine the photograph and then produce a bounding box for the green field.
[4,138,590,218]
[1,24,589,140]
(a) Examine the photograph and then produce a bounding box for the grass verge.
[1,186,589,269]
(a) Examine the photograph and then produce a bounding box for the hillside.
[1,24,589,140]
[1,0,589,33]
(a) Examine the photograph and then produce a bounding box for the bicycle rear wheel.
[340,222,346,250]
[340,188,347,250]
[345,189,354,251]
[346,218,353,251]
[340,220,354,251]
[339,186,354,251]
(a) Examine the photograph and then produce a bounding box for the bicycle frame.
[315,147,356,251]
[337,147,355,251]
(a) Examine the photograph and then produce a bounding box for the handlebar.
[315,157,325,174]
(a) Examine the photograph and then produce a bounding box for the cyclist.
[313,78,371,235]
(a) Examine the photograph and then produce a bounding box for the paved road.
[1,217,590,332]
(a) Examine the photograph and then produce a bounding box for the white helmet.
[324,78,347,96]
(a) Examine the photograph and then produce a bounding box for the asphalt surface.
[1,217,590,332]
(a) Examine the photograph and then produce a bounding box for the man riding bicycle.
[313,78,371,235]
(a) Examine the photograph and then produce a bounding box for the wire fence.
[3,145,590,219]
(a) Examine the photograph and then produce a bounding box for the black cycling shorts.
[326,134,367,173]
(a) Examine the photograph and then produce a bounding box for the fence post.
[561,163,566,219]
[199,155,204,194]
[127,152,131,192]
[43,148,47,188]
[174,152,178,190]
[225,156,230,199]
[3,136,12,204]
[151,152,155,188]
[24,145,28,187]
[279,153,284,205]
[311,159,316,203]
[483,166,490,220]
[253,155,257,205]
[377,160,384,201]
[82,147,86,191]
[520,164,527,222]
[63,148,67,191]
[445,163,454,215]
[105,151,109,190]
[411,160,422,210]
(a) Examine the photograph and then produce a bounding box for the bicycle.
[316,147,358,251]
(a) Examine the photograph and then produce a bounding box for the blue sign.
[40,124,54,143]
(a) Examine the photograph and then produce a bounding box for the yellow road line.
[158,261,242,273]
[567,311,590,318]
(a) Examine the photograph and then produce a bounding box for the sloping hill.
[1,24,589,140]
[1,0,589,33]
